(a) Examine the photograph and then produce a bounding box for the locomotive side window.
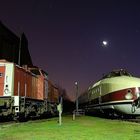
[30,69,41,75]
[41,70,48,78]
[102,69,132,79]
[0,73,3,77]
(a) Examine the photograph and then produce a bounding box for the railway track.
[123,118,140,123]
[88,114,140,124]
[1,115,140,127]
[0,115,57,126]
[0,121,18,129]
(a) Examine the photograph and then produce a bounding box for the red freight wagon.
[53,87,59,103]
[48,80,59,103]
[29,67,48,100]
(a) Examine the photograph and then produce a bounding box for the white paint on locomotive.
[1,62,14,96]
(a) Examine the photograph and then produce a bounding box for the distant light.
[102,41,108,48]
[103,41,107,45]
[75,82,78,85]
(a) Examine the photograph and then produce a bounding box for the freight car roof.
[102,69,132,79]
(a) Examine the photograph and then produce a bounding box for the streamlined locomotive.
[79,69,140,117]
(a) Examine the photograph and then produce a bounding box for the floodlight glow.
[75,82,78,85]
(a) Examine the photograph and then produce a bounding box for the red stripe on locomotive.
[101,88,137,103]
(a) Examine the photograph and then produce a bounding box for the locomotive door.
[0,66,5,96]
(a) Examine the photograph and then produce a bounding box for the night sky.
[0,0,140,100]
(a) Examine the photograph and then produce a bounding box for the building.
[0,21,33,66]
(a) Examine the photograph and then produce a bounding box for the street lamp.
[75,81,79,114]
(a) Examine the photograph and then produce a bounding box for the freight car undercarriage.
[0,96,57,121]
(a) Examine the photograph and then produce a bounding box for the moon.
[102,40,108,47]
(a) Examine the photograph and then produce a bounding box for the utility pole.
[75,81,79,114]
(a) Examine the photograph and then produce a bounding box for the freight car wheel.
[7,114,14,121]
[18,113,28,122]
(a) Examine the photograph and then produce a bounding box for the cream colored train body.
[79,69,140,116]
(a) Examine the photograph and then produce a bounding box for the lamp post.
[75,81,79,114]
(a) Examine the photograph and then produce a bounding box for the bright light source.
[103,41,108,46]
[102,40,108,48]
[75,82,78,85]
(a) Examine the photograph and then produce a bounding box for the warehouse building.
[0,21,33,66]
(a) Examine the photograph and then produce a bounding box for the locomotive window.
[102,69,132,79]
[41,70,48,76]
[120,70,132,76]
[30,69,41,75]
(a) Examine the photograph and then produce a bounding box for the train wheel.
[18,112,28,122]
[7,114,14,121]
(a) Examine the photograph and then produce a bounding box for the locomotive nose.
[132,87,140,109]
[135,87,140,99]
